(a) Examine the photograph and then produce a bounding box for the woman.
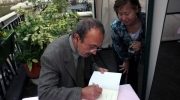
[111,0,146,93]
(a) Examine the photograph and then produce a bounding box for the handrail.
[0,12,16,25]
[0,3,92,99]
[0,12,24,100]
[77,11,92,17]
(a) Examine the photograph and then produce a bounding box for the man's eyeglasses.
[89,47,102,53]
[81,39,102,53]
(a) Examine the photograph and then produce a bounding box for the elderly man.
[38,18,108,100]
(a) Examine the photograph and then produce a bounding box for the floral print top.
[111,12,146,62]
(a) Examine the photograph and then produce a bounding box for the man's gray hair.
[72,18,105,41]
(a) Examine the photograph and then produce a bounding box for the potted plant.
[14,0,80,78]
[14,13,54,78]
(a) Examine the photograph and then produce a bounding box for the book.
[88,71,122,100]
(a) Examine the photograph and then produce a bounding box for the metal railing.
[0,11,24,99]
[0,2,92,98]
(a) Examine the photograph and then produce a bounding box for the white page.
[89,71,121,91]
[96,88,119,100]
[22,96,38,100]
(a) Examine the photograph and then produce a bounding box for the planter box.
[0,30,15,67]
[24,62,41,79]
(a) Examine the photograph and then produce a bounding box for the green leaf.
[23,37,29,41]
[34,26,39,31]
[27,61,32,71]
[32,59,38,63]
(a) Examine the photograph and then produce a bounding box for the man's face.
[76,28,104,58]
[117,4,138,26]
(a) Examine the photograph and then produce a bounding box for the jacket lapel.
[64,55,78,86]
[59,34,78,86]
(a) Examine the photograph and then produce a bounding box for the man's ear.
[74,33,79,41]
[74,33,78,38]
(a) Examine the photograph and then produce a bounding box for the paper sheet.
[22,96,38,100]
[89,71,122,91]
[88,71,122,100]
[96,88,119,100]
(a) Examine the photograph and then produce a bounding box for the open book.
[88,71,122,100]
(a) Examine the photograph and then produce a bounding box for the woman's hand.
[119,60,129,74]
[132,41,142,51]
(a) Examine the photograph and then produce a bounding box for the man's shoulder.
[51,34,69,46]
[43,34,70,55]
[56,34,69,42]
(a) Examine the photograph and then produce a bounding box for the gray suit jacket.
[38,34,99,100]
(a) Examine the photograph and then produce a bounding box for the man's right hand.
[81,85,102,100]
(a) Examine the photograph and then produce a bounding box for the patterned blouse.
[111,12,146,62]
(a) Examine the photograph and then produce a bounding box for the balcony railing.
[0,3,92,99]
[0,11,25,100]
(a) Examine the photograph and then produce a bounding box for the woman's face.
[117,4,138,26]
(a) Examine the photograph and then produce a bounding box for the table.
[118,84,140,100]
[22,84,140,100]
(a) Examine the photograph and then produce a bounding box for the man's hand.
[98,67,108,74]
[81,85,102,100]
[119,60,129,74]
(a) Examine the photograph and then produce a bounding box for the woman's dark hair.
[72,18,105,42]
[113,0,142,18]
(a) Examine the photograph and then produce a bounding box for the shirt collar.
[69,34,80,59]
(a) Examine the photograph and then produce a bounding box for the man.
[38,18,108,100]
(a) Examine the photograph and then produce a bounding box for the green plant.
[0,28,12,43]
[0,28,6,42]
[15,0,80,71]
[15,15,55,71]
